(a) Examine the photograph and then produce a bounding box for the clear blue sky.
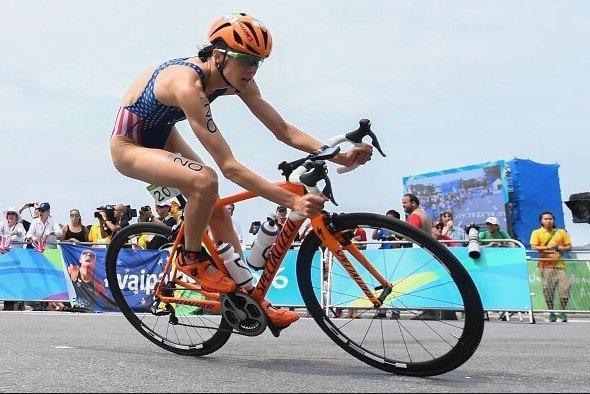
[2,1,589,245]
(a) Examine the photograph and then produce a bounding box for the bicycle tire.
[297,213,484,376]
[105,223,232,356]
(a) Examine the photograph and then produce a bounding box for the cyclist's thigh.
[110,136,214,189]
[163,127,205,163]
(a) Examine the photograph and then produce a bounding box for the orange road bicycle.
[105,120,484,376]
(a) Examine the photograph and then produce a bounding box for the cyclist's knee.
[184,166,219,197]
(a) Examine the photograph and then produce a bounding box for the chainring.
[220,292,267,336]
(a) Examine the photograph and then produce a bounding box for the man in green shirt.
[478,217,515,247]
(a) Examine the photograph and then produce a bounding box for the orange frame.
[153,181,389,312]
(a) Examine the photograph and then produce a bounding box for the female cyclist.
[109,13,373,327]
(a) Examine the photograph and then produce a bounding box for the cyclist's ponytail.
[197,44,214,62]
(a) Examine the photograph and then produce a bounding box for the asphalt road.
[1,312,589,392]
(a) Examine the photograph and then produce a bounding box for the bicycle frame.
[153,180,390,311]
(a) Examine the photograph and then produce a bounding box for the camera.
[94,204,138,223]
[124,205,138,222]
[464,223,481,259]
[249,221,262,235]
[94,205,116,222]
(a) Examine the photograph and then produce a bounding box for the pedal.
[266,320,290,338]
[220,292,267,336]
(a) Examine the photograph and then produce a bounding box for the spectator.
[99,203,129,236]
[353,225,367,250]
[137,205,153,223]
[372,209,403,249]
[402,194,433,234]
[226,203,243,243]
[479,216,515,247]
[87,213,112,247]
[169,199,182,222]
[1,206,26,249]
[18,202,39,232]
[24,202,61,311]
[275,205,302,246]
[439,211,466,242]
[1,206,27,311]
[432,220,459,247]
[60,208,88,244]
[276,205,288,228]
[26,202,62,250]
[530,211,572,323]
[154,202,177,228]
[403,195,455,320]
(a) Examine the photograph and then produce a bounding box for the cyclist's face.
[216,49,260,90]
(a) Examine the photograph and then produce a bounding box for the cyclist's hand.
[341,144,373,167]
[292,194,327,217]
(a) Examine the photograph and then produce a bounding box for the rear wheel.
[105,223,232,356]
[297,213,484,376]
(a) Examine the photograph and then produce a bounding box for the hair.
[197,41,228,62]
[403,193,420,206]
[385,209,401,219]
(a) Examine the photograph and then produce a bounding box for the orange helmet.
[207,13,273,58]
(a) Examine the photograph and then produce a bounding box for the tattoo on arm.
[202,99,218,133]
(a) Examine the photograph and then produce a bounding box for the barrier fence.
[1,240,590,322]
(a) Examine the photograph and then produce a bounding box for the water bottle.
[246,216,280,270]
[217,242,253,288]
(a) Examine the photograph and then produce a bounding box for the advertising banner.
[527,259,590,311]
[328,246,532,311]
[0,248,69,302]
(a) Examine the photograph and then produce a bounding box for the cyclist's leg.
[111,135,216,249]
[165,131,245,258]
[110,135,235,292]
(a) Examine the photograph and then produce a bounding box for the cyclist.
[109,12,373,328]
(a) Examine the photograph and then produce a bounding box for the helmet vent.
[233,30,244,46]
[210,22,231,36]
[243,22,260,46]
[246,44,261,56]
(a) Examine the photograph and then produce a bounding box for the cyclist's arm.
[170,77,318,212]
[240,81,372,167]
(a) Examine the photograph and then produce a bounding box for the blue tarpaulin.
[507,158,565,248]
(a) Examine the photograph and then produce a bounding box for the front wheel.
[105,223,232,356]
[297,213,484,376]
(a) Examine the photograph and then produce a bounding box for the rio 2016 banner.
[325,246,532,311]
[7,244,530,312]
[0,248,69,302]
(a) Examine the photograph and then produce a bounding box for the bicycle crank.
[220,292,267,336]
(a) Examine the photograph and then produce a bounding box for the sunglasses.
[81,251,95,257]
[221,49,264,68]
[70,213,80,217]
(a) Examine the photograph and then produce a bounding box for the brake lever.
[299,160,338,206]
[344,119,386,157]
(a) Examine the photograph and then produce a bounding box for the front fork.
[311,213,392,308]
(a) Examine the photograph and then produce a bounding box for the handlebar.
[277,119,385,205]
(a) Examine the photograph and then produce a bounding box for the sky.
[1,1,589,246]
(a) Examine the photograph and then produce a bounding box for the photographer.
[99,203,130,236]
